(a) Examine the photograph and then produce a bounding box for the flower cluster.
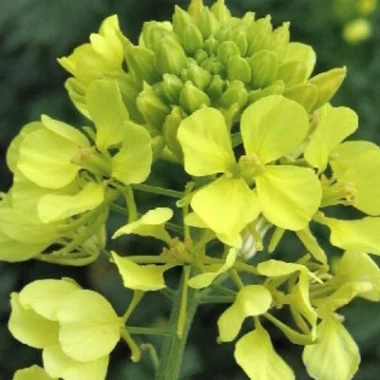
[2,1,380,379]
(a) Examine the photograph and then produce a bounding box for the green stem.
[199,295,235,304]
[127,326,172,336]
[155,268,200,380]
[125,186,138,223]
[132,183,184,199]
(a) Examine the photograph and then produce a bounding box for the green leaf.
[38,182,104,223]
[304,104,358,172]
[57,289,122,362]
[241,95,309,164]
[111,122,152,185]
[303,316,360,380]
[177,107,236,176]
[256,165,321,230]
[218,285,272,342]
[234,327,295,380]
[8,293,59,349]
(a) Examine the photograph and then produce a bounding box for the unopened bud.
[210,0,231,25]
[161,74,184,104]
[231,29,248,56]
[194,49,208,64]
[203,37,218,56]
[186,63,211,90]
[142,21,172,51]
[270,22,290,58]
[179,81,211,113]
[284,83,318,112]
[249,50,279,88]
[227,56,251,84]
[217,41,240,66]
[248,80,285,105]
[277,61,309,87]
[308,67,347,110]
[188,0,204,20]
[246,16,272,56]
[173,6,193,40]
[117,75,144,123]
[163,107,184,160]
[156,37,187,76]
[136,84,170,129]
[207,74,226,101]
[197,7,219,39]
[183,24,204,54]
[218,80,248,109]
[343,18,372,45]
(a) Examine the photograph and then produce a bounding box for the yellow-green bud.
[231,30,248,56]
[194,49,208,64]
[183,24,204,54]
[136,84,170,129]
[156,37,187,76]
[218,80,248,109]
[210,0,231,25]
[184,63,211,90]
[151,135,166,160]
[246,16,272,56]
[270,22,290,58]
[217,41,240,66]
[188,0,204,21]
[203,37,219,56]
[308,67,347,110]
[277,61,309,87]
[197,7,219,39]
[284,83,318,112]
[179,81,211,113]
[142,21,172,51]
[119,35,159,84]
[227,56,251,84]
[173,6,193,40]
[118,76,144,123]
[207,74,226,101]
[247,80,285,105]
[249,50,279,88]
[343,18,372,45]
[162,107,184,160]
[161,74,184,103]
[200,57,224,75]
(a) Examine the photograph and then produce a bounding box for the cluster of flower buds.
[2,1,380,379]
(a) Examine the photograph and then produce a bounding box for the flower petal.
[8,293,59,349]
[38,182,104,223]
[43,344,108,380]
[235,327,295,380]
[111,122,152,185]
[113,207,172,242]
[86,80,129,151]
[256,165,321,230]
[191,176,261,240]
[57,289,121,362]
[112,252,169,291]
[304,104,358,172]
[241,95,309,164]
[13,365,54,380]
[218,285,272,342]
[303,317,360,380]
[19,279,79,321]
[177,107,236,176]
[188,248,237,289]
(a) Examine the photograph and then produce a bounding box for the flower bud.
[141,21,172,51]
[156,37,187,76]
[308,67,347,110]
[119,34,159,84]
[270,22,290,59]
[197,7,219,39]
[246,16,272,56]
[284,83,318,112]
[249,50,279,88]
[188,0,204,20]
[161,74,184,103]
[200,57,224,75]
[217,41,240,66]
[163,107,184,160]
[210,0,231,25]
[218,80,248,109]
[185,62,211,90]
[248,80,285,105]
[173,5,193,40]
[136,84,170,129]
[227,56,251,84]
[194,49,208,64]
[343,18,372,45]
[117,75,144,123]
[207,74,226,101]
[183,24,204,54]
[203,37,219,56]
[277,61,309,87]
[231,29,248,56]
[151,135,166,160]
[179,81,211,113]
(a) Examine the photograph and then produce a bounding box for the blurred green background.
[1,0,380,379]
